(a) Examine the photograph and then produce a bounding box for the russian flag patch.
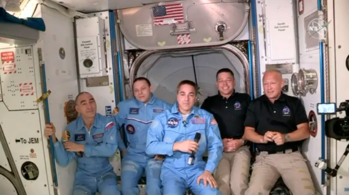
[105,121,115,130]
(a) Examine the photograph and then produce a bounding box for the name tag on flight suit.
[74,134,86,141]
[129,108,139,115]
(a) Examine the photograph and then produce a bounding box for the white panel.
[0,103,50,194]
[76,17,107,78]
[0,6,57,195]
[297,0,324,194]
[0,47,38,110]
[256,0,296,96]
[333,0,349,194]
[297,2,322,54]
[16,3,60,193]
[79,11,121,176]
[264,0,297,64]
[0,175,17,195]
[34,4,80,195]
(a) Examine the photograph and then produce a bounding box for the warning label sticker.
[177,34,191,44]
[1,51,15,61]
[2,63,16,74]
[19,82,34,96]
[1,51,16,74]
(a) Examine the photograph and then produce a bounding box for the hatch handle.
[215,21,227,41]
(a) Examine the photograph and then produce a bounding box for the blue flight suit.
[146,103,223,195]
[53,113,120,195]
[114,94,172,195]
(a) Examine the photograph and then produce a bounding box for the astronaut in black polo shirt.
[201,68,251,195]
[244,69,316,195]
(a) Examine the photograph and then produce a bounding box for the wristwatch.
[285,134,290,142]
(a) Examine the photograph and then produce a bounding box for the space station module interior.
[0,0,349,194]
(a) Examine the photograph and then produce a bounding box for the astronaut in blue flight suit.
[114,77,172,195]
[146,80,223,195]
[44,92,120,195]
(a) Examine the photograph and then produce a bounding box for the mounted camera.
[317,101,349,141]
[315,101,349,177]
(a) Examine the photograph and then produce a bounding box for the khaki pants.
[214,145,251,195]
[245,151,316,195]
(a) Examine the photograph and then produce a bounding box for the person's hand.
[224,139,244,152]
[231,139,244,151]
[174,140,199,153]
[64,142,84,152]
[272,132,286,145]
[44,123,56,142]
[261,131,276,143]
[197,170,218,188]
[223,138,233,152]
[154,155,165,160]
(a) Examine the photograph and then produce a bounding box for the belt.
[256,147,299,155]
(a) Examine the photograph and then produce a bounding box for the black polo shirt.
[201,92,251,139]
[244,93,308,152]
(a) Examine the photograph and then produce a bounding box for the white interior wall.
[0,43,51,195]
[297,0,324,193]
[297,1,349,194]
[32,4,79,195]
[0,43,13,48]
[0,2,79,194]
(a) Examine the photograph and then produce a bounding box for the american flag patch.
[152,3,184,26]
[105,121,115,130]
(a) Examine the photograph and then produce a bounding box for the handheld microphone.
[188,132,201,165]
